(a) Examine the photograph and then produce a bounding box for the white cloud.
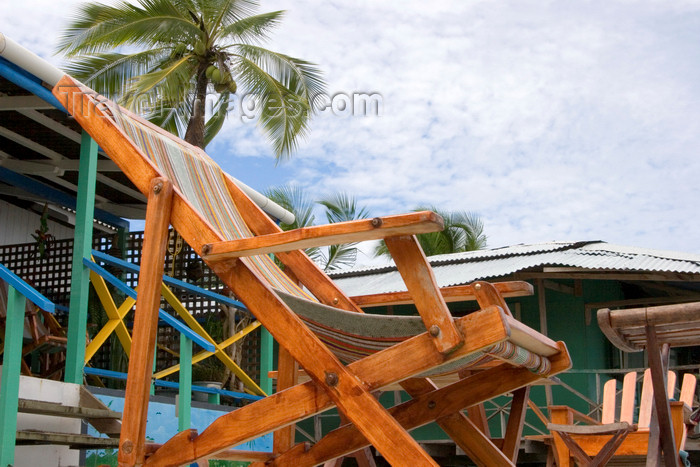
[3,0,700,260]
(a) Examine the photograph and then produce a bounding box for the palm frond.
[216,11,284,44]
[123,54,195,109]
[232,53,311,159]
[318,193,371,224]
[321,243,358,272]
[198,0,258,30]
[234,44,325,107]
[57,0,202,55]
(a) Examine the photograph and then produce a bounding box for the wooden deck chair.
[548,370,696,466]
[0,279,67,377]
[53,76,572,467]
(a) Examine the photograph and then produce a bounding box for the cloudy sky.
[3,0,700,262]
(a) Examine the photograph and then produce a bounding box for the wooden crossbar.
[351,281,534,307]
[202,211,444,260]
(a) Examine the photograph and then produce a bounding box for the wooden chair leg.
[590,429,631,467]
[384,235,463,354]
[502,387,530,463]
[118,178,173,466]
[352,447,377,467]
[549,406,573,467]
[555,431,593,466]
[401,378,514,467]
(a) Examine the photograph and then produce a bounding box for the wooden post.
[178,334,192,432]
[0,287,26,467]
[65,130,98,384]
[537,280,553,407]
[501,387,530,463]
[384,235,463,354]
[646,328,678,467]
[260,327,274,395]
[274,346,299,453]
[118,178,173,466]
[151,332,157,396]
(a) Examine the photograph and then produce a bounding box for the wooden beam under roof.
[96,173,147,203]
[17,108,81,143]
[95,203,147,220]
[0,95,53,110]
[0,158,120,173]
[0,125,63,160]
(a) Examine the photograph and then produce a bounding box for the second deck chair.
[53,76,572,467]
[548,370,696,467]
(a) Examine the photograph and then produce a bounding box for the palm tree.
[374,207,487,258]
[265,186,371,271]
[57,0,325,156]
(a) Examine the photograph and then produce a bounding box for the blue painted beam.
[91,250,246,309]
[0,263,55,313]
[83,367,262,401]
[82,258,216,353]
[0,56,66,112]
[0,167,129,229]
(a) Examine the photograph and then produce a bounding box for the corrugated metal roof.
[329,241,700,296]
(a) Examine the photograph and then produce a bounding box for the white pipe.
[231,177,295,225]
[0,33,63,86]
[0,32,295,225]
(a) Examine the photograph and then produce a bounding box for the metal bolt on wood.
[429,325,441,337]
[427,400,436,409]
[371,217,383,228]
[325,372,339,387]
[474,283,481,290]
[201,244,211,256]
[153,182,163,194]
[122,440,134,454]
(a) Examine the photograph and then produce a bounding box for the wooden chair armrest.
[201,211,443,260]
[547,422,633,436]
[670,400,696,425]
[549,405,601,426]
[351,281,534,307]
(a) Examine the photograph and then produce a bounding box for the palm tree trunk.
[184,63,209,148]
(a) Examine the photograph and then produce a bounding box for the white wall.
[0,199,74,246]
[0,373,82,467]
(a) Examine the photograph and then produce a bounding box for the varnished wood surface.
[118,178,173,466]
[203,212,444,259]
[145,313,570,466]
[385,235,463,354]
[268,350,571,467]
[351,281,533,307]
[598,302,700,352]
[54,75,571,467]
[401,377,514,467]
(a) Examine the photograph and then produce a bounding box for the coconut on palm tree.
[375,207,487,258]
[57,0,325,156]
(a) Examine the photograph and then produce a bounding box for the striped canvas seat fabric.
[279,292,551,375]
[106,104,314,300]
